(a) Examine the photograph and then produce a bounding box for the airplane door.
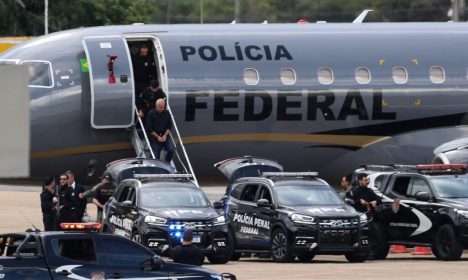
[82,36,134,128]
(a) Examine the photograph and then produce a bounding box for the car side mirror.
[213,200,224,209]
[151,255,163,270]
[415,192,431,202]
[257,198,271,208]
[122,200,133,209]
[344,198,354,205]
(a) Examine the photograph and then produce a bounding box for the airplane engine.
[432,137,468,164]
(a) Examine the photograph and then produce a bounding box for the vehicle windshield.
[431,176,468,198]
[140,187,209,208]
[275,184,342,206]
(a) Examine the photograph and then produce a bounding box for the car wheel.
[433,224,463,261]
[297,252,315,262]
[207,234,234,264]
[230,252,242,261]
[270,228,293,263]
[345,248,369,263]
[131,230,141,244]
[370,223,390,260]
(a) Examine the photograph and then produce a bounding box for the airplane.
[2,19,468,186]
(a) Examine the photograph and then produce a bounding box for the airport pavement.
[2,184,468,279]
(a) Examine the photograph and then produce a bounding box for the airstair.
[130,105,199,186]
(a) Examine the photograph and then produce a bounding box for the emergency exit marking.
[100,42,112,49]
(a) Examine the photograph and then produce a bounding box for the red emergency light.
[60,222,102,231]
[415,164,467,174]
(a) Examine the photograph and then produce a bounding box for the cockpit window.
[20,60,53,87]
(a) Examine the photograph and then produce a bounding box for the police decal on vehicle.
[162,209,204,216]
[55,265,205,280]
[109,215,133,231]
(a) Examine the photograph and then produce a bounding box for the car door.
[405,176,436,243]
[229,183,260,249]
[249,185,274,249]
[98,235,169,279]
[107,185,135,238]
[45,235,106,280]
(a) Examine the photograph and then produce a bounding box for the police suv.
[215,157,371,263]
[0,223,235,280]
[103,158,232,264]
[356,164,468,261]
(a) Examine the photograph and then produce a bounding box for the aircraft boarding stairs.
[130,106,199,186]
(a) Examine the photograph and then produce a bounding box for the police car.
[215,157,370,263]
[356,164,468,260]
[0,223,236,280]
[103,159,232,264]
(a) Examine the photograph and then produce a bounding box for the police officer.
[137,79,166,120]
[79,172,116,224]
[351,173,381,213]
[171,229,204,266]
[338,173,353,199]
[133,44,157,105]
[65,170,87,222]
[40,176,58,231]
[58,173,76,223]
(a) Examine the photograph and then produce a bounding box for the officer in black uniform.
[133,44,157,106]
[58,173,76,223]
[351,173,381,213]
[40,176,58,231]
[137,79,166,120]
[80,172,116,224]
[171,229,204,266]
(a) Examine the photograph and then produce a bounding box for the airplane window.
[430,66,445,84]
[280,68,296,85]
[244,68,259,85]
[392,67,408,84]
[20,60,53,87]
[318,67,334,85]
[0,59,20,65]
[355,67,371,84]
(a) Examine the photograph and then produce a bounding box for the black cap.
[140,43,149,49]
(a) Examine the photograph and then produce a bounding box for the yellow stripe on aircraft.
[30,134,390,160]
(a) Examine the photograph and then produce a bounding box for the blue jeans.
[149,135,175,162]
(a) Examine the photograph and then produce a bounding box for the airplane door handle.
[108,273,123,279]
[231,209,237,213]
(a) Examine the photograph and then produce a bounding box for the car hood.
[141,206,220,220]
[438,198,468,209]
[278,204,359,218]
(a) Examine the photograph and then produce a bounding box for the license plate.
[193,235,201,243]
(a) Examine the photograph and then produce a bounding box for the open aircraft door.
[83,36,134,128]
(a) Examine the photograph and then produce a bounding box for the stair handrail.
[166,104,199,187]
[135,107,156,159]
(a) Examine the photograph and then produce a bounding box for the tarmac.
[1,184,468,279]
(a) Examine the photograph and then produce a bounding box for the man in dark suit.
[65,170,87,222]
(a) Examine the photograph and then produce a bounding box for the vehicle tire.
[433,224,463,261]
[131,230,142,244]
[207,234,234,264]
[270,228,293,263]
[370,223,390,260]
[230,252,242,261]
[345,248,369,263]
[297,252,315,262]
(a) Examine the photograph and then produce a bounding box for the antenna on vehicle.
[19,210,40,232]
[353,9,374,23]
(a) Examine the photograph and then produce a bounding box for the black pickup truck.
[356,164,468,261]
[0,224,235,280]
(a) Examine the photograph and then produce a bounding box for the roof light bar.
[60,222,102,231]
[134,174,194,180]
[416,164,467,174]
[263,172,318,178]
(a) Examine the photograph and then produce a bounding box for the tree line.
[0,0,454,36]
